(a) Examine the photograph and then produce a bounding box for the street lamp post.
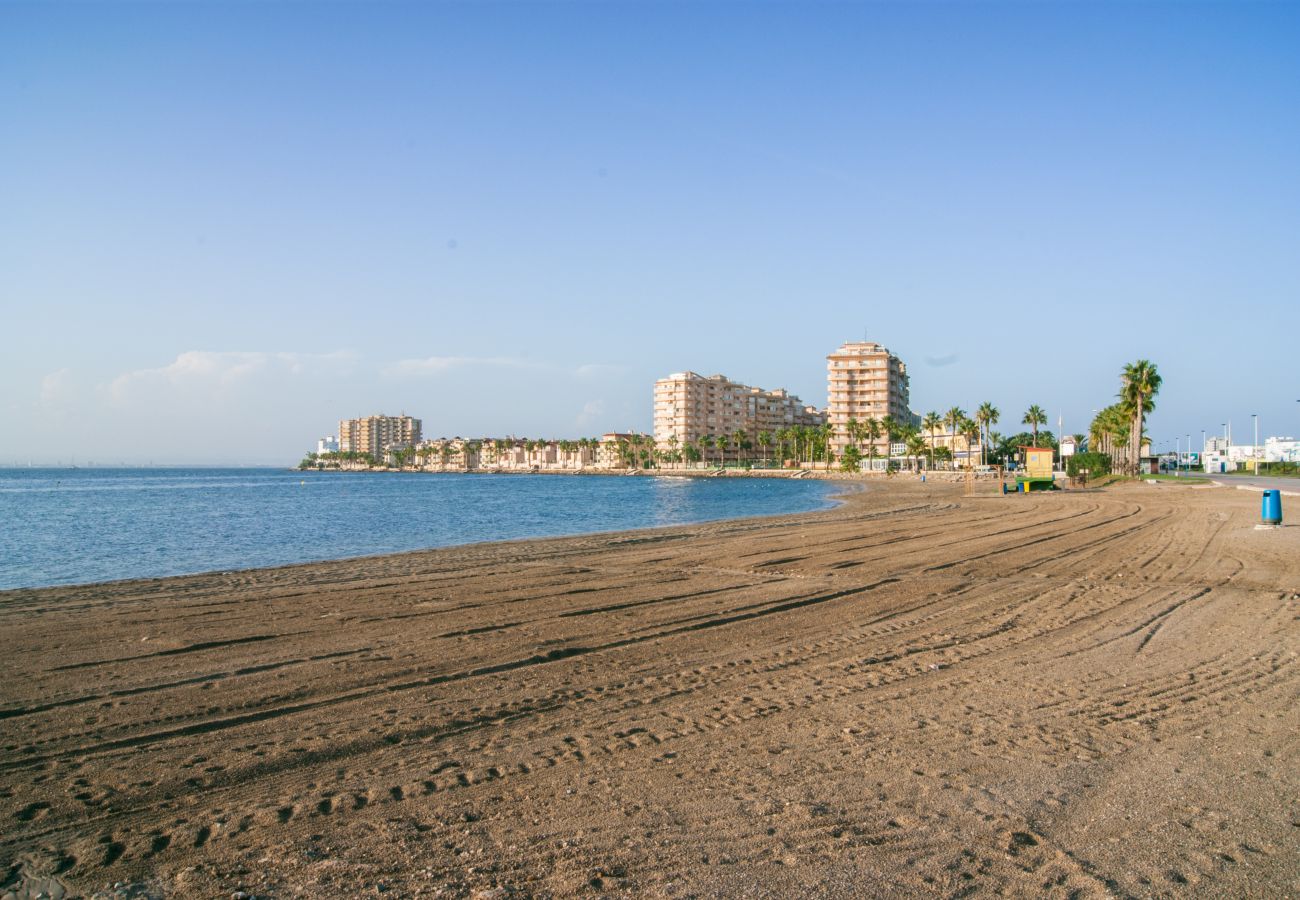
[1253,414,1259,475]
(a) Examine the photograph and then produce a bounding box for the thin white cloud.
[381,355,539,377]
[576,399,605,427]
[383,356,623,379]
[105,350,356,403]
[574,363,625,378]
[39,368,73,406]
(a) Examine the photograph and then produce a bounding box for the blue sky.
[3,2,1297,464]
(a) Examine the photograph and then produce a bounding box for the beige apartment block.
[654,372,824,460]
[338,414,422,458]
[826,342,911,455]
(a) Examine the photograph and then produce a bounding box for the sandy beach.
[2,480,1297,898]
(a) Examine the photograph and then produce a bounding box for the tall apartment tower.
[654,372,824,454]
[338,414,422,458]
[826,342,911,454]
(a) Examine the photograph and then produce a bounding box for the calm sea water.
[0,468,839,590]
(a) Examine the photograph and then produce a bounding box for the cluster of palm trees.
[1088,360,1161,475]
[656,425,838,469]
[299,449,378,469]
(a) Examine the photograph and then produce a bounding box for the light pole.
[1253,414,1259,475]
[1186,435,1190,474]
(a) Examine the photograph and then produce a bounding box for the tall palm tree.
[975,402,999,467]
[863,418,883,471]
[817,422,834,470]
[962,418,981,467]
[944,407,966,469]
[922,411,942,466]
[880,415,899,464]
[732,429,748,467]
[716,434,730,468]
[1022,404,1047,445]
[758,431,773,467]
[906,433,927,472]
[1120,360,1162,475]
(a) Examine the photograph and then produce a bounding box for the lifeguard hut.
[1015,446,1056,492]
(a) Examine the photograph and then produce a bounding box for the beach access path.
[1,481,1296,898]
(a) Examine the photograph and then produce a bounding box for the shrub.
[1066,451,1111,477]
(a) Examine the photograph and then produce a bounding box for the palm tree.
[1022,405,1047,445]
[962,418,981,467]
[906,433,927,472]
[944,407,966,469]
[880,415,899,464]
[716,434,729,468]
[1091,403,1134,471]
[863,418,882,472]
[922,411,942,467]
[757,431,773,467]
[818,422,835,470]
[1120,360,1162,475]
[695,435,711,468]
[975,402,999,467]
[732,429,749,467]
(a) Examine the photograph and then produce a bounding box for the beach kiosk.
[1015,446,1056,492]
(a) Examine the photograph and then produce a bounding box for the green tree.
[975,402,999,467]
[944,407,966,468]
[1090,405,1130,468]
[840,445,862,473]
[1022,405,1047,445]
[1120,360,1162,475]
[732,429,749,467]
[906,433,927,472]
[863,418,883,472]
[921,411,942,466]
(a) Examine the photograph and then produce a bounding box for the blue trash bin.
[1262,490,1282,525]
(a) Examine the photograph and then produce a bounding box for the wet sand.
[2,481,1297,898]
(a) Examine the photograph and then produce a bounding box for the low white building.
[316,435,339,455]
[1264,436,1300,463]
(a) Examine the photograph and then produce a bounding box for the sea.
[0,468,840,590]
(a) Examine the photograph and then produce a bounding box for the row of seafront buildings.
[313,340,983,470]
[653,341,915,460]
[315,419,653,471]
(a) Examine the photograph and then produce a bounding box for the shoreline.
[1,475,856,596]
[300,464,1004,484]
[2,481,1295,897]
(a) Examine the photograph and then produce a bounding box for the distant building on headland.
[316,436,339,455]
[826,341,911,456]
[653,371,824,462]
[338,414,422,458]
